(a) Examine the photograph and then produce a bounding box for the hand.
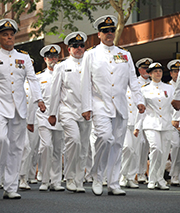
[38,101,46,112]
[82,111,91,120]
[27,124,34,132]
[171,100,180,111]
[171,120,179,129]
[137,104,146,114]
[133,129,139,137]
[48,115,56,126]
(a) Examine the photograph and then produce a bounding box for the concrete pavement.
[0,182,180,213]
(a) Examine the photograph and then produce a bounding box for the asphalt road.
[0,182,180,213]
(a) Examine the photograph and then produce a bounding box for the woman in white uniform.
[134,62,174,190]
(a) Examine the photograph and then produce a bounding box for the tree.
[0,0,40,24]
[0,0,146,45]
[32,0,138,45]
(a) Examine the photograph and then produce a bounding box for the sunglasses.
[45,54,59,59]
[100,27,116,34]
[70,43,85,48]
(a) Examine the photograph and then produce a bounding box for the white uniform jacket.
[36,68,62,130]
[137,75,151,87]
[169,79,180,122]
[0,48,42,119]
[173,71,180,100]
[49,56,85,122]
[81,42,144,119]
[136,81,174,131]
[126,87,138,126]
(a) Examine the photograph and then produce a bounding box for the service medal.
[164,91,168,97]
[15,59,25,69]
[114,53,128,64]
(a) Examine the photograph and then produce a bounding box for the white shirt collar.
[100,42,114,51]
[69,55,83,63]
[0,48,15,55]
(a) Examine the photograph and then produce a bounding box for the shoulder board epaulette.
[17,49,28,54]
[141,82,150,87]
[86,45,96,51]
[36,69,45,75]
[118,46,128,52]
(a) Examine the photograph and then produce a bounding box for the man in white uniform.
[135,58,153,183]
[36,45,65,191]
[81,15,145,196]
[167,59,180,185]
[0,19,45,199]
[49,32,92,193]
[19,76,40,190]
[119,86,140,188]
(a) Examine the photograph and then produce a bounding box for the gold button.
[26,95,28,97]
[112,96,114,99]
[128,97,131,99]
[156,87,158,89]
[130,111,132,113]
[11,82,14,84]
[27,102,29,104]
[159,107,161,110]
[11,72,13,75]
[112,84,114,86]
[10,64,12,66]
[128,91,130,93]
[12,91,14,93]
[110,61,112,63]
[111,72,113,74]
[9,55,11,58]
[129,104,131,106]
[160,115,162,117]
[26,88,28,90]
[78,62,80,65]
[158,93,160,95]
[109,50,110,53]
[159,100,161,102]
[79,71,81,73]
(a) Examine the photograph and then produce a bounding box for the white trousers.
[91,112,127,190]
[169,129,180,177]
[38,127,64,184]
[85,124,96,180]
[20,123,40,180]
[144,130,172,184]
[0,110,26,192]
[120,126,138,180]
[61,116,92,188]
[137,130,149,175]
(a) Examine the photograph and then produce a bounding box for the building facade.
[0,0,180,80]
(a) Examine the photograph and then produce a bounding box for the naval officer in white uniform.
[167,59,180,185]
[36,45,65,192]
[0,18,45,199]
[135,58,153,183]
[134,62,174,190]
[81,15,145,196]
[49,32,92,193]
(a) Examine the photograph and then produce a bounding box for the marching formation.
[0,15,180,200]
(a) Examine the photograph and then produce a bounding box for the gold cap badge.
[105,17,113,24]
[4,21,12,28]
[155,63,161,67]
[76,34,83,41]
[50,46,56,53]
[145,60,150,65]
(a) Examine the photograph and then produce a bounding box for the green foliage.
[0,0,149,38]
[0,0,40,24]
